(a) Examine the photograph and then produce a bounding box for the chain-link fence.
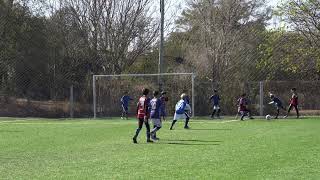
[1,73,319,118]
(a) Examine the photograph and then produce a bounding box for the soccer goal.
[92,73,195,119]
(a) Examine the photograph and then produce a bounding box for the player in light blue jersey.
[170,93,191,130]
[150,91,162,141]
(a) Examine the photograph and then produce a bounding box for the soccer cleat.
[184,126,190,129]
[147,139,154,143]
[249,117,254,119]
[133,137,137,144]
[151,136,159,141]
[283,115,288,119]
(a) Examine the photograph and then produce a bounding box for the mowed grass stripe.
[0,117,319,179]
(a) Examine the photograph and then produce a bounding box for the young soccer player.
[120,92,133,119]
[170,93,191,130]
[150,91,162,141]
[132,88,153,144]
[268,93,286,119]
[238,93,254,121]
[160,91,168,121]
[210,89,221,119]
[284,88,300,118]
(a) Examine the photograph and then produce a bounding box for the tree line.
[0,0,319,102]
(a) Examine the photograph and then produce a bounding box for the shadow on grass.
[188,129,232,131]
[162,139,222,143]
[159,142,220,146]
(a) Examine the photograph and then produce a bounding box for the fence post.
[259,81,264,116]
[93,75,96,119]
[192,73,195,117]
[70,85,74,118]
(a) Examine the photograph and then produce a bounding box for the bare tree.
[47,0,159,74]
[177,0,270,83]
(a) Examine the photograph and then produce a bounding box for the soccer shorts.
[160,108,167,116]
[275,103,284,110]
[213,105,220,110]
[151,118,162,127]
[122,105,128,112]
[173,113,187,120]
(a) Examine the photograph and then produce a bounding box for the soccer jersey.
[137,96,150,119]
[238,97,248,111]
[271,97,283,107]
[150,98,161,119]
[175,99,187,114]
[290,94,298,106]
[121,95,132,107]
[210,95,220,106]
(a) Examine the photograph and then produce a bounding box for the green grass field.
[1,117,320,180]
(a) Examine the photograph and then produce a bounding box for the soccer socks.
[184,118,190,128]
[275,109,280,119]
[134,128,141,139]
[217,109,221,118]
[170,120,177,130]
[211,110,216,118]
[144,122,152,142]
[151,126,161,140]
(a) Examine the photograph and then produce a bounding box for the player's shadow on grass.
[159,142,220,146]
[163,139,222,143]
[160,139,222,146]
[188,129,232,131]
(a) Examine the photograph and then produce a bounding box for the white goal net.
[93,73,195,118]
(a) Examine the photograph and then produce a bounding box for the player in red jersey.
[284,88,300,118]
[132,88,153,144]
[238,93,254,121]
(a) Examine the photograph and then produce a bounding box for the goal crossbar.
[93,73,196,119]
[94,73,194,78]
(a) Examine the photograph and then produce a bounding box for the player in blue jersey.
[120,92,133,119]
[160,91,169,121]
[150,91,162,141]
[268,93,286,119]
[210,89,221,119]
[170,93,191,130]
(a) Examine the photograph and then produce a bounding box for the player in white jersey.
[169,93,191,130]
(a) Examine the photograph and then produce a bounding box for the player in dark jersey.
[160,91,168,121]
[268,93,286,119]
[150,91,162,141]
[120,92,133,119]
[210,89,221,119]
[284,88,300,118]
[238,93,254,121]
[132,88,152,144]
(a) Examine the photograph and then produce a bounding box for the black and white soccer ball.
[265,114,272,120]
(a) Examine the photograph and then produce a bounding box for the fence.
[1,75,320,118]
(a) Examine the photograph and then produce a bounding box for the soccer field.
[1,117,320,179]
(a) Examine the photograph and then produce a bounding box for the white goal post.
[92,73,196,119]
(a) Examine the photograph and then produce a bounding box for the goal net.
[93,73,195,118]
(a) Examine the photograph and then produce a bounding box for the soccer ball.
[265,114,272,120]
